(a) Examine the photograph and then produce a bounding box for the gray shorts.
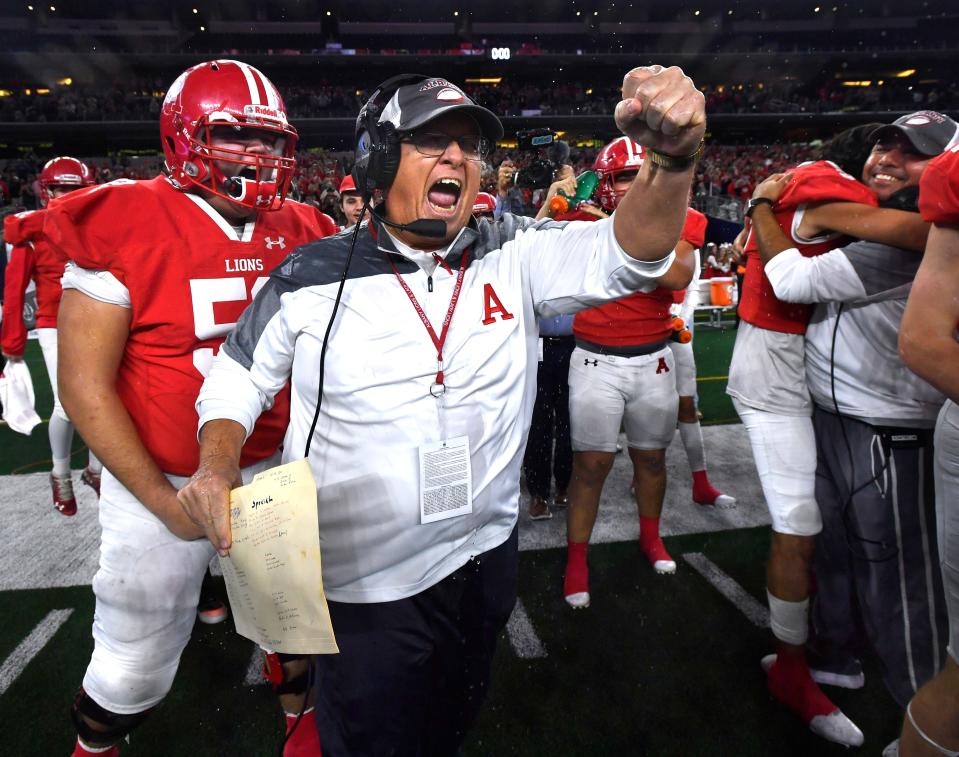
[936,400,959,664]
[568,345,678,452]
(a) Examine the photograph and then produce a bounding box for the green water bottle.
[548,170,600,215]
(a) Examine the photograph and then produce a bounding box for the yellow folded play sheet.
[218,458,338,655]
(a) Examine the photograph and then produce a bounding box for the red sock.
[283,707,321,757]
[767,648,838,723]
[564,541,589,597]
[691,469,723,505]
[72,740,119,757]
[639,516,672,563]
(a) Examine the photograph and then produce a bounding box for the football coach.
[179,65,705,756]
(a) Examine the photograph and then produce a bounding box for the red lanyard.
[388,248,470,396]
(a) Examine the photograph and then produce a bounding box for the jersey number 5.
[190,276,268,377]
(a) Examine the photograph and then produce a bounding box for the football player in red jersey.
[728,120,937,747]
[2,157,97,515]
[561,137,719,608]
[48,60,337,757]
[896,144,959,757]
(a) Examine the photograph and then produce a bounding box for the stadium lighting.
[326,10,331,15]
[694,10,701,15]
[454,10,458,15]
[49,4,55,10]
[0,90,12,97]
[200,25,205,30]
[57,77,72,86]
[814,6,820,11]
[727,9,733,15]
[465,77,502,84]
[593,10,598,15]
[27,5,33,10]
[895,69,916,77]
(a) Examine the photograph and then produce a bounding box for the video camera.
[512,128,570,190]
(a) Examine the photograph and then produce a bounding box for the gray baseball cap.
[872,110,959,157]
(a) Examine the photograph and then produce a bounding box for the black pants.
[314,527,519,757]
[810,406,948,707]
[523,335,574,499]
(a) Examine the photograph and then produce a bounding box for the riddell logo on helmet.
[419,79,453,92]
[244,104,287,123]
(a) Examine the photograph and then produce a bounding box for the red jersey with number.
[920,146,959,223]
[44,176,337,475]
[1,209,66,356]
[739,160,877,334]
[574,207,703,346]
[672,207,708,305]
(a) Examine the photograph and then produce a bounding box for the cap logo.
[419,78,452,92]
[905,115,930,126]
[436,88,464,102]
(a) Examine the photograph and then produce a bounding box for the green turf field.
[0,530,904,755]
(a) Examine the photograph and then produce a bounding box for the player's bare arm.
[58,289,204,540]
[534,167,577,220]
[798,201,930,252]
[613,65,705,267]
[748,173,797,264]
[899,222,959,402]
[656,240,697,291]
[178,419,247,556]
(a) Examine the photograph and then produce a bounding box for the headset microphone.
[368,205,448,238]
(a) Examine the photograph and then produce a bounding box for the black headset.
[352,73,430,200]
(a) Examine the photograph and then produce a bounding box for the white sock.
[76,737,116,753]
[767,590,809,645]
[679,421,706,473]
[48,415,74,473]
[87,452,103,474]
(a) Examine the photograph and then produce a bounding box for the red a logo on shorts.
[656,357,669,374]
[482,283,515,325]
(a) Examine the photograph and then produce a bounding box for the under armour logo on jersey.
[256,195,272,207]
[584,358,598,366]
[265,236,286,250]
[656,357,669,374]
[481,284,515,325]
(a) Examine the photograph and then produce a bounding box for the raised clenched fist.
[614,65,706,158]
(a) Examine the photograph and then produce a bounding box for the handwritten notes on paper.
[218,459,338,655]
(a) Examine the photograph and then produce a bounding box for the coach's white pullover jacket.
[197,211,673,603]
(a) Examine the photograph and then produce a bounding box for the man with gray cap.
[748,109,957,719]
[179,67,704,754]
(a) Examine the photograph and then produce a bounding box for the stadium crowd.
[0,56,958,757]
[1,76,957,124]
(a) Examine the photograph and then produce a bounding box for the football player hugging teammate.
[46,60,337,757]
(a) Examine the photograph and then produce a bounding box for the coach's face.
[387,112,482,250]
[861,133,932,202]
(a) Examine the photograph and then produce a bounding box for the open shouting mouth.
[427,177,462,214]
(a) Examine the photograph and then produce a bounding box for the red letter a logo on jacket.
[481,283,515,325]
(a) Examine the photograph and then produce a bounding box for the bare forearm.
[60,380,180,519]
[751,204,792,264]
[901,337,959,403]
[614,161,693,261]
[197,418,247,468]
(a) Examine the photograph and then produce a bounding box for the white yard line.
[0,609,74,696]
[682,553,769,629]
[506,599,547,659]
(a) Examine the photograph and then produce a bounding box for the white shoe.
[713,493,736,508]
[761,653,865,689]
[882,740,900,757]
[809,710,864,748]
[653,559,676,574]
[564,591,590,609]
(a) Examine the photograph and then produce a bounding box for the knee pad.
[71,688,153,748]
[772,498,823,537]
[263,653,313,696]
